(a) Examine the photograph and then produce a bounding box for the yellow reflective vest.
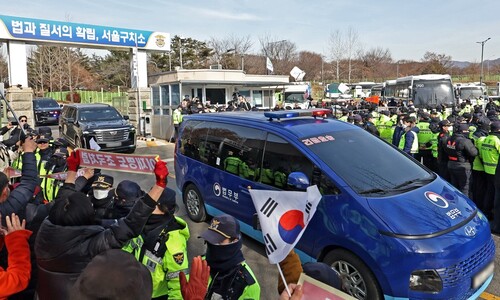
[479,134,500,175]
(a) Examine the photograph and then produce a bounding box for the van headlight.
[409,270,442,292]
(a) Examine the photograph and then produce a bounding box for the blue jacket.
[1,152,38,218]
[403,126,420,154]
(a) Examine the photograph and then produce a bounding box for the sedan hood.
[367,179,476,236]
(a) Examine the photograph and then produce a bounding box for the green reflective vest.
[207,262,261,300]
[255,168,274,185]
[274,171,287,188]
[172,109,183,125]
[338,115,348,122]
[480,134,500,175]
[416,122,433,150]
[472,135,486,172]
[122,217,190,299]
[431,132,440,158]
[377,117,394,144]
[224,156,242,175]
[40,166,62,202]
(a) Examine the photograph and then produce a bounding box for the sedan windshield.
[305,129,435,196]
[78,107,122,122]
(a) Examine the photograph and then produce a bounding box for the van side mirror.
[252,213,261,231]
[123,115,129,120]
[287,172,310,191]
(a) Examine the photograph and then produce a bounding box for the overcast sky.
[3,0,500,62]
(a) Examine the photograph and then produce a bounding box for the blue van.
[175,109,495,299]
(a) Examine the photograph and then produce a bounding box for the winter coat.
[1,152,38,219]
[0,230,32,300]
[34,184,156,300]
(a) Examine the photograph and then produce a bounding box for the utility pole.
[477,37,491,87]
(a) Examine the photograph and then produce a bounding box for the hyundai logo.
[424,191,449,209]
[464,226,476,237]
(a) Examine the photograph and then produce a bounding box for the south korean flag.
[249,186,322,264]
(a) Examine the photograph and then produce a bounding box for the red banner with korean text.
[78,149,159,174]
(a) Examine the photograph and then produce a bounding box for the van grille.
[94,128,129,142]
[438,238,494,289]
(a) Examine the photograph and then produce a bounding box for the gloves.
[179,256,209,300]
[67,150,80,172]
[154,160,169,188]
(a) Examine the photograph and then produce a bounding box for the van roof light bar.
[264,109,331,121]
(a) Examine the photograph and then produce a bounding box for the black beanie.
[0,172,9,193]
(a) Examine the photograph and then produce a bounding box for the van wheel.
[323,249,382,300]
[183,184,206,222]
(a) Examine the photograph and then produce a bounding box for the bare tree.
[259,35,297,75]
[421,52,453,74]
[345,27,359,83]
[208,34,252,69]
[359,47,393,81]
[328,30,345,81]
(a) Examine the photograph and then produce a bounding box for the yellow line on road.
[481,292,500,299]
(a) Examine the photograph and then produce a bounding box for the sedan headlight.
[409,270,442,292]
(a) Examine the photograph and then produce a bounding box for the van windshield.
[305,129,435,195]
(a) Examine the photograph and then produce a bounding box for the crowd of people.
[0,113,317,299]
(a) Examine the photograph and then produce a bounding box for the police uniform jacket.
[34,183,157,300]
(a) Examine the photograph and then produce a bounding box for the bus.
[350,82,377,98]
[456,83,487,105]
[324,82,351,101]
[383,74,455,109]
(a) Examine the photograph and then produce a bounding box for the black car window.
[260,133,313,190]
[211,123,265,181]
[78,107,122,121]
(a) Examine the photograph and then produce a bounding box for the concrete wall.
[6,86,34,128]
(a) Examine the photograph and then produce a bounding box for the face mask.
[93,189,110,200]
[401,124,407,129]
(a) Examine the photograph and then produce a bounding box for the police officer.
[416,112,434,169]
[88,174,114,221]
[172,106,183,142]
[436,120,452,181]
[363,113,380,137]
[40,147,69,202]
[200,214,260,299]
[123,187,190,299]
[444,123,478,197]
[480,121,500,221]
[398,116,419,157]
[471,118,490,209]
[106,180,145,220]
[223,151,243,176]
[377,110,393,143]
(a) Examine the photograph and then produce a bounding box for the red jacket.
[0,230,32,300]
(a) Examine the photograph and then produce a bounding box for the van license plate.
[106,142,122,147]
[472,262,494,289]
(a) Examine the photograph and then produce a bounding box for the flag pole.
[276,263,292,297]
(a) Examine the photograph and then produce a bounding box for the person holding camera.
[0,116,31,149]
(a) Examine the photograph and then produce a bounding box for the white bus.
[456,83,487,105]
[384,74,455,109]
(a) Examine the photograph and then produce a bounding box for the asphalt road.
[43,124,500,298]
